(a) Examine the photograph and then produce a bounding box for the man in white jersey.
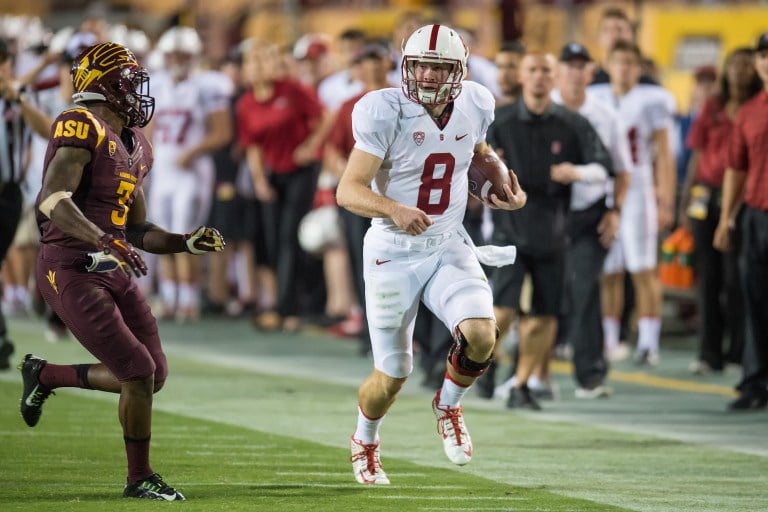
[336,24,526,485]
[551,43,632,397]
[588,41,676,365]
[148,26,233,322]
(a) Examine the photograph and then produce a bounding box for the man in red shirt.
[715,32,768,410]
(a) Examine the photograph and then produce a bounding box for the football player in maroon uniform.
[18,42,224,500]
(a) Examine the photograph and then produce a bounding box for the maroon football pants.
[37,244,168,384]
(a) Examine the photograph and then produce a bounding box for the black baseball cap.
[756,32,768,52]
[559,42,592,62]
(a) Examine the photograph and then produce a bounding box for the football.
[468,151,511,202]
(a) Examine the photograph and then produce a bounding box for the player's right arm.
[39,146,105,247]
[336,91,433,235]
[336,149,433,235]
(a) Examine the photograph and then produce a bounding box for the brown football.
[468,151,511,201]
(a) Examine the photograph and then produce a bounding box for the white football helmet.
[401,24,467,105]
[156,26,202,80]
[156,26,202,55]
[298,206,343,255]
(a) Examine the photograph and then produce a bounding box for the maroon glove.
[96,234,148,277]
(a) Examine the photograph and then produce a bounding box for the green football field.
[0,316,766,511]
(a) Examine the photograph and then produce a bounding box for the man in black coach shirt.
[487,52,612,410]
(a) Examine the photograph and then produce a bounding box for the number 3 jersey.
[36,107,153,251]
[352,80,495,238]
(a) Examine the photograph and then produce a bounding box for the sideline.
[549,360,738,397]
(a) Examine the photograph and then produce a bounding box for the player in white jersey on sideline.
[551,42,632,396]
[336,24,527,485]
[588,41,676,365]
[148,26,233,322]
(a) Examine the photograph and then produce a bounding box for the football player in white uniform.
[148,27,233,321]
[337,24,527,485]
[589,41,676,365]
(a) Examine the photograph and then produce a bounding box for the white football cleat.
[350,437,390,485]
[432,391,473,466]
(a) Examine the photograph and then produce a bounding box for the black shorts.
[492,250,566,316]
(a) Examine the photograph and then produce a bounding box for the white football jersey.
[151,70,233,172]
[551,90,633,210]
[352,80,495,238]
[588,83,673,187]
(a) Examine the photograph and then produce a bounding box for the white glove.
[473,244,517,267]
[85,251,129,276]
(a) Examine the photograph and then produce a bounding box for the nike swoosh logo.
[375,259,391,266]
[455,134,469,141]
[25,385,39,407]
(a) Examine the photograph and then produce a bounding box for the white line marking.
[275,471,428,477]
[380,496,528,501]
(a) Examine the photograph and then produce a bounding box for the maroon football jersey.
[37,108,153,251]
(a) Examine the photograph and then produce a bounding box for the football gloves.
[94,233,148,277]
[184,226,225,255]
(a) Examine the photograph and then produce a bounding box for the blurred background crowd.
[0,0,766,408]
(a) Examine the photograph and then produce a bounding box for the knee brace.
[447,327,492,377]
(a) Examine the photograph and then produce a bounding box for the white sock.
[178,284,199,309]
[235,252,253,303]
[603,316,620,351]
[160,280,177,309]
[438,373,470,409]
[354,406,384,445]
[12,286,26,304]
[637,317,661,353]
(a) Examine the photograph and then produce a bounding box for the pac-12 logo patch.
[108,140,116,156]
[413,131,425,146]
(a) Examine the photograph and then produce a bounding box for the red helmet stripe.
[428,24,440,51]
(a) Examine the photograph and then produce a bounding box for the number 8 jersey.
[37,108,153,251]
[352,80,494,238]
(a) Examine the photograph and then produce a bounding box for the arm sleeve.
[648,92,675,132]
[351,92,397,159]
[199,72,234,115]
[728,110,749,172]
[611,115,633,174]
[465,82,496,142]
[235,96,258,148]
[685,101,711,151]
[575,163,609,183]
[292,81,325,124]
[573,113,614,176]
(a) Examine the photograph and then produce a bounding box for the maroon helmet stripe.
[428,24,440,51]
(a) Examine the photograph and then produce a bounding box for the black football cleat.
[506,384,542,411]
[0,339,15,370]
[123,473,186,501]
[19,354,54,427]
[727,393,768,411]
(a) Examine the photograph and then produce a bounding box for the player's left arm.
[474,140,527,211]
[652,126,676,231]
[125,187,225,255]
